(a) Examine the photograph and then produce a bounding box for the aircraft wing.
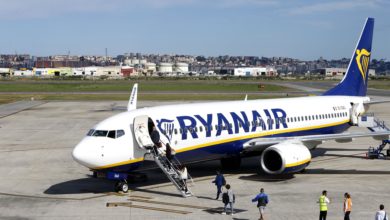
[364,99,390,105]
[243,130,390,151]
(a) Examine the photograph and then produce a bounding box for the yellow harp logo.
[355,48,370,82]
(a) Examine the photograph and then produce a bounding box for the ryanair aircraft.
[72,18,390,193]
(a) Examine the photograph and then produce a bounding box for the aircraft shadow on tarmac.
[44,176,115,195]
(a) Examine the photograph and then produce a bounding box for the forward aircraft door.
[133,115,154,150]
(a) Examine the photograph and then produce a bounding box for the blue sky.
[0,0,389,60]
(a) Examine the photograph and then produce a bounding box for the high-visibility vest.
[319,195,328,211]
[344,198,352,212]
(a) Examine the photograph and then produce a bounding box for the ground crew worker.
[318,190,330,220]
[344,192,352,220]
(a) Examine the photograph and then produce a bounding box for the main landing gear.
[115,180,129,193]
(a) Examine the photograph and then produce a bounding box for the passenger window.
[194,127,198,132]
[174,129,178,135]
[200,126,203,132]
[305,116,308,121]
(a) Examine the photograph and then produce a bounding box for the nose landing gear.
[115,180,129,193]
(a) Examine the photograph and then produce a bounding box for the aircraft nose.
[72,140,94,168]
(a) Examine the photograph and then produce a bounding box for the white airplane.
[72,18,390,193]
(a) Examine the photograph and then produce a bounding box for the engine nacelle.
[261,141,311,174]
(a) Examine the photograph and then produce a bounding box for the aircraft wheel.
[120,182,129,193]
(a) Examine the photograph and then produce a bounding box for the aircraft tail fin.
[323,17,374,97]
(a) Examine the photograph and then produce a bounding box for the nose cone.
[72,139,97,168]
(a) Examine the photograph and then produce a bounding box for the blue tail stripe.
[323,17,374,97]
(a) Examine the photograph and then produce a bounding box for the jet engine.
[260,141,311,174]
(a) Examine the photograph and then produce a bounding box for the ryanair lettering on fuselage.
[157,108,287,140]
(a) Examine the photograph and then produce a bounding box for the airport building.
[0,67,11,76]
[13,69,34,77]
[317,68,376,78]
[233,66,278,76]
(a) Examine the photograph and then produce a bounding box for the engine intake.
[261,141,311,174]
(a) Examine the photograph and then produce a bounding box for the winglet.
[127,83,138,111]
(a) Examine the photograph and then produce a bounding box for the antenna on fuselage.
[244,94,248,101]
[127,83,138,111]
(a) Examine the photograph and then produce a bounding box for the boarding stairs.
[144,144,194,198]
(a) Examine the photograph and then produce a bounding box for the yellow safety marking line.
[96,120,349,170]
[106,202,191,214]
[127,198,209,209]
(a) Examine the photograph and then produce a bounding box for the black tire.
[121,182,129,193]
[221,156,241,169]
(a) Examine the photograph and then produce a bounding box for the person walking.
[252,188,269,220]
[179,165,188,193]
[165,143,174,169]
[212,170,226,200]
[376,204,388,220]
[318,190,330,220]
[343,193,352,220]
[150,125,160,155]
[222,184,235,216]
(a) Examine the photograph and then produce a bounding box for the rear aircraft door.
[133,115,154,150]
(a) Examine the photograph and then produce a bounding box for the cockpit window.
[88,129,125,139]
[87,129,95,136]
[117,130,125,138]
[107,130,116,139]
[92,130,108,137]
